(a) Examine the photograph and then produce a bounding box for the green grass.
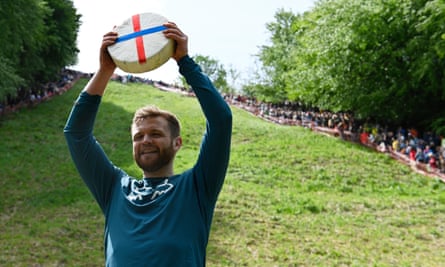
[1,79,445,266]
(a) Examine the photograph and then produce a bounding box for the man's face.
[131,116,181,175]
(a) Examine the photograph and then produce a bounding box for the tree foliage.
[193,54,231,94]
[0,0,80,102]
[254,0,445,133]
[39,0,81,81]
[253,9,301,102]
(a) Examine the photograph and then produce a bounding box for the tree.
[192,54,231,94]
[297,0,445,130]
[0,0,80,102]
[256,0,445,133]
[408,0,445,134]
[0,0,45,101]
[0,58,24,102]
[39,0,80,81]
[226,64,241,94]
[256,9,301,103]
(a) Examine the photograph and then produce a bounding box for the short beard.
[135,144,175,174]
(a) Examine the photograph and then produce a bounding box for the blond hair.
[132,105,181,137]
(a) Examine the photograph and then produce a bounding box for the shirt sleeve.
[178,56,233,207]
[63,91,118,214]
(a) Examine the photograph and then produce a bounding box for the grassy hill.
[1,79,445,266]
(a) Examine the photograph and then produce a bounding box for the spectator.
[415,147,425,163]
[408,145,416,161]
[360,130,369,146]
[428,152,437,171]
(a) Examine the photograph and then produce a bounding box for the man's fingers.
[102,32,118,46]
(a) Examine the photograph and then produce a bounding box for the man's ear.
[173,136,182,151]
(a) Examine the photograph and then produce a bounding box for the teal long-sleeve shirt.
[64,56,232,267]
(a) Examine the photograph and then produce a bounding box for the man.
[64,22,232,266]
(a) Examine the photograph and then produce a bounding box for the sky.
[71,0,316,85]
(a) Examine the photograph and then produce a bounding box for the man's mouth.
[141,150,157,155]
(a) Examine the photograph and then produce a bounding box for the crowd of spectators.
[224,94,445,179]
[0,69,82,116]
[102,77,445,180]
[4,70,443,180]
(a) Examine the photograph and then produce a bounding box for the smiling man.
[64,22,232,266]
[131,106,182,177]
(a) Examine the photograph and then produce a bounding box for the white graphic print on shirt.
[122,177,174,206]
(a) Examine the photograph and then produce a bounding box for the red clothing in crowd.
[360,132,369,145]
[409,149,416,161]
[429,156,437,169]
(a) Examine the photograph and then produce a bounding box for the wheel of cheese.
[108,13,174,73]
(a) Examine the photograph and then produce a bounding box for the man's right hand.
[82,31,118,96]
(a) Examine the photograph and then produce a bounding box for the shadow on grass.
[0,83,135,212]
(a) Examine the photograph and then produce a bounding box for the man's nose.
[142,134,152,143]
